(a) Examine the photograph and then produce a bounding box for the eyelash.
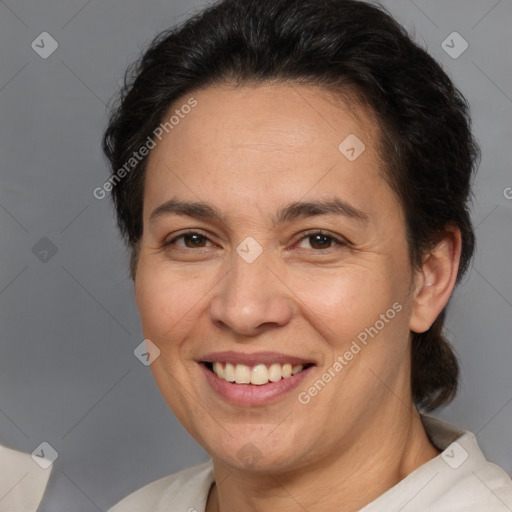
[163,229,348,251]
[163,231,214,249]
[295,230,347,251]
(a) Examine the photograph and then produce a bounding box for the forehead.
[143,83,394,220]
[155,82,378,155]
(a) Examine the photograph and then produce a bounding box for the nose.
[208,254,294,337]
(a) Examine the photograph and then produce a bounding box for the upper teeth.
[212,362,304,385]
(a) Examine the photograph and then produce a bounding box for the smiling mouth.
[202,361,314,385]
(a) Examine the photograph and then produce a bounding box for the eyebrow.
[273,198,369,225]
[149,198,369,225]
[149,199,222,223]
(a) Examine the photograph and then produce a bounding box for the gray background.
[0,0,510,510]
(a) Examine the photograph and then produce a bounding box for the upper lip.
[199,351,315,366]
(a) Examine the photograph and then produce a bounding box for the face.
[135,83,418,473]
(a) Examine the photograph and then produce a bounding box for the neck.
[206,407,439,512]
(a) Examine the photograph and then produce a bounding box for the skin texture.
[134,83,461,512]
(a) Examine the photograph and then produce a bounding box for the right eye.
[165,231,214,249]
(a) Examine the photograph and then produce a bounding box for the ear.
[409,225,462,334]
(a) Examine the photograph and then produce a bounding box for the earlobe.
[409,226,462,334]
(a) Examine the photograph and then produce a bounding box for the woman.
[102,0,512,510]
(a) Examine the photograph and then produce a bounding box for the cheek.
[134,264,203,345]
[287,264,398,343]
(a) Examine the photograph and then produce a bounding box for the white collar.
[0,444,53,512]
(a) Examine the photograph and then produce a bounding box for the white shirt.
[0,445,52,512]
[109,416,512,511]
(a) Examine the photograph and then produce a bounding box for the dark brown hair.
[102,0,479,410]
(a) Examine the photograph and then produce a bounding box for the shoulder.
[362,415,512,512]
[431,456,512,511]
[0,444,53,512]
[108,461,214,512]
[418,415,512,511]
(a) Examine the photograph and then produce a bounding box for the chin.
[200,425,307,472]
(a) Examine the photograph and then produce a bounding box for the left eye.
[165,231,344,251]
[296,233,342,250]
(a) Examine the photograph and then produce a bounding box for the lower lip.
[200,364,314,406]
